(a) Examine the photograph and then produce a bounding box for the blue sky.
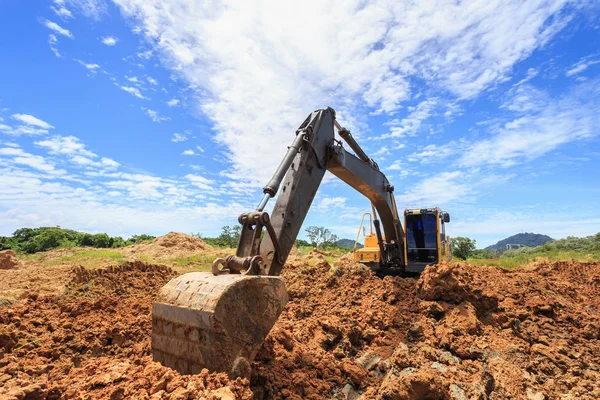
[1,0,599,247]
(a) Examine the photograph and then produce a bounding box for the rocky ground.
[0,237,599,399]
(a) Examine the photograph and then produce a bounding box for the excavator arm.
[152,108,405,378]
[216,107,405,277]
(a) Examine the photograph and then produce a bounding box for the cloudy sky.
[1,0,599,247]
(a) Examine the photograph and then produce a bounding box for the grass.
[467,249,600,270]
[0,296,16,307]
[22,248,126,269]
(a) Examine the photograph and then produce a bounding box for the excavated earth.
[1,251,599,399]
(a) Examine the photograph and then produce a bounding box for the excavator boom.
[152,108,406,377]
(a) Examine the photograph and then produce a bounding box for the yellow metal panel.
[436,214,442,262]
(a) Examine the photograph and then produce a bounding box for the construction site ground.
[1,232,599,399]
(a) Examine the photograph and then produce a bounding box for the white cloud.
[63,0,107,20]
[407,143,456,164]
[12,114,54,129]
[370,146,390,157]
[501,84,549,113]
[35,136,121,170]
[126,76,139,82]
[48,34,61,57]
[377,98,438,139]
[109,0,584,187]
[0,125,49,136]
[147,76,158,85]
[1,114,55,136]
[39,18,73,38]
[51,0,73,18]
[71,155,95,165]
[185,173,214,190]
[460,79,599,168]
[566,55,600,77]
[101,157,120,168]
[386,160,404,171]
[195,145,204,153]
[396,171,471,206]
[167,98,179,107]
[316,196,347,210]
[74,59,101,72]
[137,50,152,59]
[182,149,195,155]
[119,85,148,99]
[0,147,65,176]
[171,133,188,142]
[143,108,170,122]
[101,36,118,46]
[35,135,96,157]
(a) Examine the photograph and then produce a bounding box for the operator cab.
[404,208,451,272]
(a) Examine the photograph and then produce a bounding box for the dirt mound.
[365,261,600,399]
[248,259,600,399]
[0,261,251,399]
[251,254,421,399]
[2,254,600,399]
[124,232,212,260]
[0,250,19,270]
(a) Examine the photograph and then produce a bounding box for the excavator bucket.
[152,272,288,378]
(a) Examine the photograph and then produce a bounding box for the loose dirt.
[1,248,599,399]
[0,261,251,399]
[123,232,212,260]
[0,250,19,270]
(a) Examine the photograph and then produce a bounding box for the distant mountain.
[336,238,363,249]
[485,233,554,252]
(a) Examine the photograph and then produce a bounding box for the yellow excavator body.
[353,208,451,272]
[354,233,380,263]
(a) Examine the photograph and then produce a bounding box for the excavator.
[353,207,451,273]
[151,107,451,378]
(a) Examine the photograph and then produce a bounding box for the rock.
[430,362,447,372]
[90,362,129,387]
[0,250,18,270]
[526,388,546,400]
[438,350,461,365]
[211,387,236,400]
[449,383,467,400]
[356,350,382,371]
[341,383,361,400]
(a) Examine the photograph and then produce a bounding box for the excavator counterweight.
[153,107,410,376]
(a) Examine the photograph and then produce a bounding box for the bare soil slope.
[0,250,599,399]
[123,232,212,260]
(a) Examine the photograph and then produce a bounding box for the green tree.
[451,236,477,260]
[218,225,242,248]
[295,239,310,247]
[305,226,339,249]
[126,234,155,245]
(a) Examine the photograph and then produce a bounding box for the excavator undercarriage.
[152,107,432,377]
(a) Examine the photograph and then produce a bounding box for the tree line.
[196,225,343,250]
[0,227,155,254]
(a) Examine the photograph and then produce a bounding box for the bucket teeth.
[151,272,288,377]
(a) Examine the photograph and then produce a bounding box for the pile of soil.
[1,251,599,399]
[253,258,600,399]
[123,232,212,260]
[0,261,252,399]
[0,250,19,270]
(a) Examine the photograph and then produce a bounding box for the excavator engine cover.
[152,272,288,377]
